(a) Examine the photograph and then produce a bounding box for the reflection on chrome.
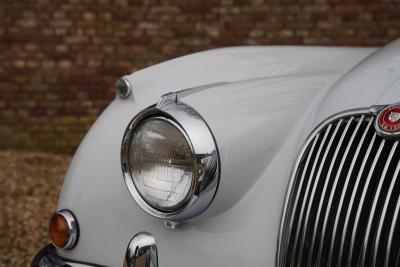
[121,98,220,221]
[124,232,158,267]
[129,117,195,212]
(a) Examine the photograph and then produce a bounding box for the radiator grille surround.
[278,108,400,267]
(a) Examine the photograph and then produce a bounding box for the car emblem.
[389,112,400,122]
[375,104,400,138]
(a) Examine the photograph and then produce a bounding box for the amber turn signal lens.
[49,213,70,248]
[48,210,78,250]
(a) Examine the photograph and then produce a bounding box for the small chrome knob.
[116,76,132,99]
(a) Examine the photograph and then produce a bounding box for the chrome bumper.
[32,232,158,267]
[31,245,104,267]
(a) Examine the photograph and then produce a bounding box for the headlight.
[129,117,195,212]
[121,99,220,221]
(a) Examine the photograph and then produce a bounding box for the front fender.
[55,46,377,267]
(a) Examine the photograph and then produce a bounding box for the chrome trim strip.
[156,92,177,108]
[308,117,353,266]
[124,232,158,267]
[360,141,399,266]
[288,124,333,267]
[384,160,400,267]
[346,139,385,267]
[372,141,400,267]
[121,101,220,221]
[337,132,377,267]
[156,82,229,109]
[326,117,372,267]
[295,120,343,267]
[175,82,229,99]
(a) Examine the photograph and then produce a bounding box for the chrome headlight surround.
[121,99,220,221]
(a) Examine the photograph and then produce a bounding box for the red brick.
[0,1,399,154]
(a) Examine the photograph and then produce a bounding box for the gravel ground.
[0,150,71,267]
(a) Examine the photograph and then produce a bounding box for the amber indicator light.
[49,213,70,248]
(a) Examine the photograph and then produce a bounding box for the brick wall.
[1,0,400,154]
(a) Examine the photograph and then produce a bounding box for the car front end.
[32,39,400,267]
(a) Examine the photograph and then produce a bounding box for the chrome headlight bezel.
[121,100,220,221]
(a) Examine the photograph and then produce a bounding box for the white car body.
[34,39,400,267]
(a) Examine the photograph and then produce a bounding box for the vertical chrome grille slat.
[372,142,400,267]
[280,135,320,266]
[337,132,377,267]
[306,117,354,267]
[287,124,333,267]
[360,141,398,266]
[346,139,385,267]
[314,117,363,267]
[384,160,400,267]
[326,117,373,267]
[293,120,343,267]
[278,109,400,267]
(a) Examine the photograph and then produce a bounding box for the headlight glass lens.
[129,117,196,212]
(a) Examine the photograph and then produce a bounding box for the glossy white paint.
[54,41,400,267]
[317,39,400,122]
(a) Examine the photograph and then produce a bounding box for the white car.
[32,39,400,267]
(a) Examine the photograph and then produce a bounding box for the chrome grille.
[278,111,400,267]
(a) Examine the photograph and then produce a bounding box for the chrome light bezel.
[121,100,220,221]
[50,209,79,250]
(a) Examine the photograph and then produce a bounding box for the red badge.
[376,104,400,137]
